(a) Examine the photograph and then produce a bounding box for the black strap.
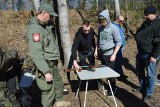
[99,47,114,53]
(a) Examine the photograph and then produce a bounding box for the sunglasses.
[119,20,124,23]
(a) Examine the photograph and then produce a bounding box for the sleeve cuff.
[43,70,50,75]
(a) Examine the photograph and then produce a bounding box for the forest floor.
[0,10,160,107]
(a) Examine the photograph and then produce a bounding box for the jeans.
[136,52,160,96]
[115,47,124,75]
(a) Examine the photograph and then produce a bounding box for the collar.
[36,17,46,26]
[114,21,123,28]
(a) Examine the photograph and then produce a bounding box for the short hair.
[82,20,90,27]
[117,15,124,20]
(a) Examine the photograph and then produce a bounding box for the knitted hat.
[144,6,157,15]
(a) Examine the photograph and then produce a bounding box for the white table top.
[76,67,120,80]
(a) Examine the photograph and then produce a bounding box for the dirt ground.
[0,10,160,107]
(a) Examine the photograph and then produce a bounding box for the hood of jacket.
[99,10,111,28]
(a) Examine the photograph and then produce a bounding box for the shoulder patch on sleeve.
[33,33,40,42]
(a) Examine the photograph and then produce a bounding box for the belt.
[99,47,114,53]
[46,60,58,66]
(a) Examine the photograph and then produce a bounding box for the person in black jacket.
[71,20,97,71]
[135,6,160,101]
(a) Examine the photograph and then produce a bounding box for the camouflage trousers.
[0,88,21,107]
[0,87,21,107]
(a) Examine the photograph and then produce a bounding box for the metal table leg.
[75,81,82,99]
[84,80,88,107]
[108,79,118,107]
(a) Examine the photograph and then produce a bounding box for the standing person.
[25,4,71,107]
[94,10,122,96]
[72,20,96,71]
[112,15,128,80]
[135,6,160,101]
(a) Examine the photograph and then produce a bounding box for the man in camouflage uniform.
[0,48,20,107]
[26,3,71,107]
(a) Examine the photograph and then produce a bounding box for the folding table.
[75,66,120,107]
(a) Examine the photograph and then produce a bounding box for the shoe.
[155,80,160,85]
[132,88,141,92]
[55,101,71,107]
[107,87,117,96]
[143,95,152,102]
[132,88,146,97]
[63,88,69,95]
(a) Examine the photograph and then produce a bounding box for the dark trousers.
[115,47,123,75]
[78,51,95,66]
[100,54,116,90]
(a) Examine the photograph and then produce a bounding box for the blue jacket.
[112,21,126,47]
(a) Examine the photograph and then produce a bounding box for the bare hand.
[73,60,82,71]
[94,51,98,59]
[45,73,53,82]
[150,57,156,62]
[110,54,116,62]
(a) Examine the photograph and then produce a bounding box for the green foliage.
[134,11,143,21]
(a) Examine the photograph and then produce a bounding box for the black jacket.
[71,27,96,60]
[136,17,160,58]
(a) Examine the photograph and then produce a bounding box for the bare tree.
[78,0,87,10]
[158,0,160,14]
[114,0,120,17]
[33,0,40,13]
[57,0,72,68]
[96,0,98,10]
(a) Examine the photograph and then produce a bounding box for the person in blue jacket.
[112,15,128,80]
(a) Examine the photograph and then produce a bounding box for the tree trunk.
[78,0,82,10]
[125,0,129,36]
[114,0,120,18]
[8,0,13,10]
[96,0,98,10]
[158,0,160,14]
[32,0,40,13]
[57,0,72,69]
